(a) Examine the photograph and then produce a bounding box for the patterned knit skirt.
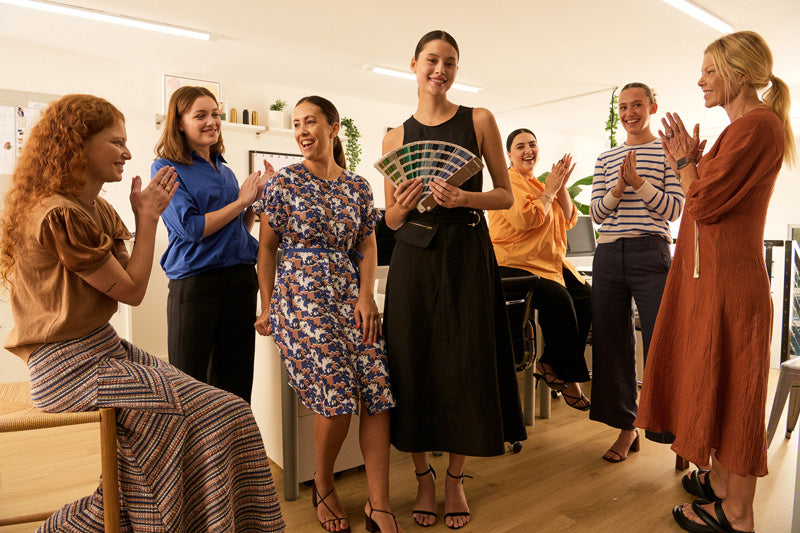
[27,324,284,532]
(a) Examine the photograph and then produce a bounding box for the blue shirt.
[152,153,258,279]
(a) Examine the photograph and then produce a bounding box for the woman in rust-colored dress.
[635,31,795,533]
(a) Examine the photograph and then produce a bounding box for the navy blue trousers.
[589,236,671,430]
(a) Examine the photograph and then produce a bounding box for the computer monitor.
[566,215,596,257]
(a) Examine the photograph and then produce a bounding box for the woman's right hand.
[239,166,271,207]
[545,154,575,195]
[133,166,178,220]
[254,309,272,336]
[393,178,424,213]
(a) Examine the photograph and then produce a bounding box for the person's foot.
[676,501,754,532]
[534,361,567,391]
[603,428,639,463]
[313,474,349,532]
[412,466,437,527]
[563,382,590,410]
[444,470,470,529]
[365,501,405,533]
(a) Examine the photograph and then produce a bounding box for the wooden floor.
[0,371,796,532]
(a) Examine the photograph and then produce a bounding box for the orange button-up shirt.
[488,166,583,286]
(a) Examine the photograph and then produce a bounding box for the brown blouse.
[4,195,130,361]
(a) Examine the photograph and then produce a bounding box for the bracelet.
[541,192,554,202]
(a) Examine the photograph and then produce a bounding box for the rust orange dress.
[635,108,785,477]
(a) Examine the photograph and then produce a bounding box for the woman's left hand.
[133,166,178,220]
[659,112,706,172]
[354,294,381,345]
[620,151,645,189]
[429,178,467,208]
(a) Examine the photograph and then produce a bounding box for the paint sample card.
[374,141,483,212]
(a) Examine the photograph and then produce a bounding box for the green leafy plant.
[537,173,593,215]
[605,87,620,148]
[340,117,362,172]
[269,99,287,111]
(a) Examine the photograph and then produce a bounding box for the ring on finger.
[666,132,675,139]
[165,185,171,192]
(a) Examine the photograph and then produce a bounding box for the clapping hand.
[659,112,706,175]
[133,166,178,220]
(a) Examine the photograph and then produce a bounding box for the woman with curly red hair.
[1,94,284,532]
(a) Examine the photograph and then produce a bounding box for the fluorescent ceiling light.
[1,0,211,40]
[659,0,732,33]
[366,65,482,94]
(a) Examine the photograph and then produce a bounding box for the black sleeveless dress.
[384,106,526,456]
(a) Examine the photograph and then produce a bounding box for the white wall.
[1,35,798,382]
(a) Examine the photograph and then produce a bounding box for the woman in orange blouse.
[488,128,591,410]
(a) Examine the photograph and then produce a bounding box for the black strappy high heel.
[444,469,473,530]
[365,500,399,533]
[412,464,437,527]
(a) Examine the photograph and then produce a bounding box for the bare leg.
[314,413,351,532]
[411,451,437,527]
[359,406,404,533]
[680,453,755,532]
[444,453,470,529]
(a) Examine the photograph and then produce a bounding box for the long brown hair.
[706,30,795,166]
[155,86,224,164]
[295,96,346,169]
[0,94,124,286]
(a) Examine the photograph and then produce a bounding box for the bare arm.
[353,233,381,344]
[79,167,178,306]
[254,213,280,336]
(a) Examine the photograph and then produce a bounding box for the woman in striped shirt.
[588,82,685,463]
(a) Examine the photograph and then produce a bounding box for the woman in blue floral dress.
[253,96,403,533]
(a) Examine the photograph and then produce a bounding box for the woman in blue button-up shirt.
[152,86,271,403]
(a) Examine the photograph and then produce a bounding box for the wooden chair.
[0,381,120,531]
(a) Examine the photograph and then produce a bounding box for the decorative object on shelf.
[242,109,249,125]
[230,108,238,124]
[251,111,258,126]
[269,98,288,129]
[374,141,483,213]
[218,100,227,121]
[163,74,220,114]
[605,87,620,148]
[340,117,362,172]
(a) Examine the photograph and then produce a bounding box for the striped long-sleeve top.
[590,139,684,244]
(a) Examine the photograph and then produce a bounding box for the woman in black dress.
[382,30,526,530]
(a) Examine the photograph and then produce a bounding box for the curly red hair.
[0,94,124,287]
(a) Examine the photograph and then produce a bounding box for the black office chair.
[500,274,556,453]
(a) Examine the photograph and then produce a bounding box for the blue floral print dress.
[253,163,394,417]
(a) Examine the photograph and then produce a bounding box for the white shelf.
[221,121,266,134]
[265,126,293,134]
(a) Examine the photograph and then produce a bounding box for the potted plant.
[340,117,362,172]
[268,99,287,129]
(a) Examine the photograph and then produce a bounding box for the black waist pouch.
[394,219,438,248]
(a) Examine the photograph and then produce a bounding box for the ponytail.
[333,136,347,169]
[764,75,796,167]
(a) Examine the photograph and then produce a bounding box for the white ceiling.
[1,0,798,137]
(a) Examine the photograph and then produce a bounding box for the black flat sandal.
[681,469,723,502]
[672,499,754,533]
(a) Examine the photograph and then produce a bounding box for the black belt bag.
[394,210,481,249]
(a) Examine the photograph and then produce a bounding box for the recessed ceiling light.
[1,0,212,40]
[659,0,732,33]
[365,65,483,94]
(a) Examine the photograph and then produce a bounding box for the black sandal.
[672,499,753,533]
[561,390,591,411]
[365,500,399,533]
[412,464,437,527]
[444,469,473,530]
[681,470,723,502]
[533,361,568,392]
[312,480,351,533]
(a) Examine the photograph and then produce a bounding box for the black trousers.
[589,236,671,430]
[166,264,258,403]
[499,266,591,383]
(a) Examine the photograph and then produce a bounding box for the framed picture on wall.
[249,150,303,175]
[163,75,221,113]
